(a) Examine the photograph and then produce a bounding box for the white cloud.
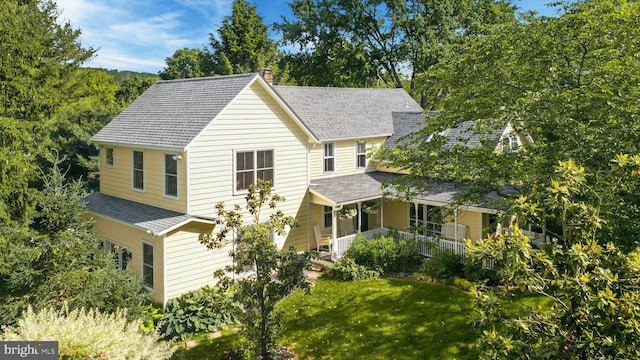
[55,0,223,72]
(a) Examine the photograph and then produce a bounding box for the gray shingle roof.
[84,192,213,235]
[91,73,258,149]
[387,112,428,149]
[310,171,509,209]
[273,86,422,141]
[441,120,504,149]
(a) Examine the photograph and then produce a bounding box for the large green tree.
[276,0,514,92]
[0,154,149,326]
[469,160,640,359]
[159,48,213,80]
[386,0,640,248]
[209,0,278,75]
[0,0,96,225]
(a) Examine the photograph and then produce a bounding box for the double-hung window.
[104,240,130,270]
[105,147,114,167]
[355,141,367,169]
[235,149,274,191]
[164,154,178,197]
[323,143,335,173]
[132,151,144,190]
[142,242,154,289]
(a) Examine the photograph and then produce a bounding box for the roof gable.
[273,86,422,141]
[92,73,259,149]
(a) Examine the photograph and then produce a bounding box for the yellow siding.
[187,81,309,251]
[164,223,230,300]
[89,214,165,303]
[99,147,187,213]
[455,209,483,241]
[382,201,410,230]
[310,137,386,179]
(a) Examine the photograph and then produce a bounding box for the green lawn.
[278,278,478,359]
[171,278,538,359]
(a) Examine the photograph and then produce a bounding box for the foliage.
[1,306,173,360]
[209,0,278,75]
[420,249,464,280]
[158,286,240,340]
[201,179,312,359]
[140,303,163,334]
[343,235,420,274]
[468,159,640,359]
[159,48,213,80]
[325,257,381,281]
[387,0,640,249]
[0,157,148,326]
[276,0,514,93]
[114,76,159,107]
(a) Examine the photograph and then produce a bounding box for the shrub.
[462,258,500,285]
[1,306,173,360]
[325,257,381,281]
[421,249,464,280]
[158,286,240,340]
[344,235,420,274]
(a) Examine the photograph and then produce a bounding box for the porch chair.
[442,222,467,242]
[313,224,333,253]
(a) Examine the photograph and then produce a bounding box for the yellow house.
[86,72,520,304]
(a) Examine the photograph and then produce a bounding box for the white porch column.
[454,208,459,241]
[380,199,384,228]
[332,208,338,241]
[357,202,362,233]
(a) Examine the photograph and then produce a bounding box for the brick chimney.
[262,67,273,84]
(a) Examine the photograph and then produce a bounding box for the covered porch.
[308,172,509,260]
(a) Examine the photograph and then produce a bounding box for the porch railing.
[332,227,467,260]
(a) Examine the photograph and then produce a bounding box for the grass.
[276,278,478,359]
[170,278,546,359]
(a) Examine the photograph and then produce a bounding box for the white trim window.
[104,240,130,270]
[355,141,367,169]
[235,149,274,191]
[164,154,178,197]
[105,147,114,167]
[323,143,335,173]
[505,134,520,153]
[142,241,154,289]
[323,206,333,229]
[132,150,144,190]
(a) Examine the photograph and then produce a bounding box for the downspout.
[306,142,311,251]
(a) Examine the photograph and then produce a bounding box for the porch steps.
[310,258,332,272]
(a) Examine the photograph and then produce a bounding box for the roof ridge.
[157,72,258,84]
[274,85,405,91]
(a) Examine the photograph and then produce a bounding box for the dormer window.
[507,134,520,152]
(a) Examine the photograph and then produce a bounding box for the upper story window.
[323,143,335,173]
[236,149,274,191]
[105,147,114,167]
[142,241,154,289]
[164,154,178,197]
[132,151,144,191]
[355,141,367,169]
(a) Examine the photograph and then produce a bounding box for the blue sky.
[56,0,560,73]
